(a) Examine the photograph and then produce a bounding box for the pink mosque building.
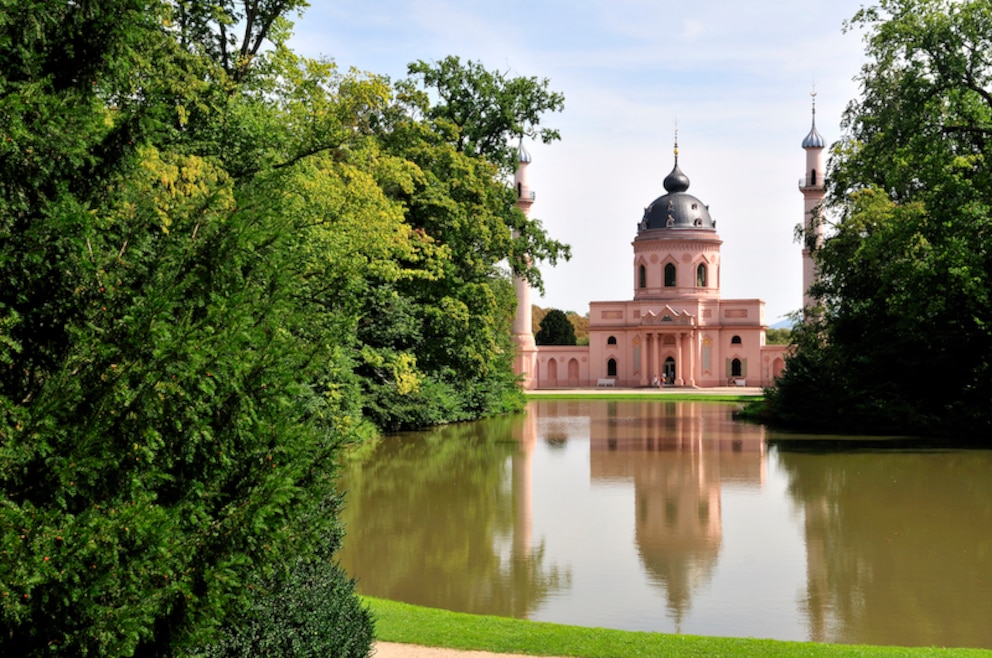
[513,101,826,389]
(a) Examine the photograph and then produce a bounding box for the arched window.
[607,358,617,377]
[638,264,646,288]
[731,335,742,345]
[607,336,617,345]
[810,169,817,185]
[731,358,743,377]
[664,263,677,287]
[696,263,707,287]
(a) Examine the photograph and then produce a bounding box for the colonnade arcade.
[638,328,696,387]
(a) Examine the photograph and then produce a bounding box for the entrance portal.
[663,357,676,385]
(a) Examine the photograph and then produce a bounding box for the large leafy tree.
[766,0,992,437]
[403,55,565,175]
[0,2,388,654]
[1,1,573,652]
[355,58,570,430]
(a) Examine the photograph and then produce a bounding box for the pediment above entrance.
[641,305,696,326]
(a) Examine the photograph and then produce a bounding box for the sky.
[289,1,871,324]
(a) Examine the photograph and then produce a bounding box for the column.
[646,333,655,384]
[640,333,651,386]
[676,332,685,386]
[686,330,696,387]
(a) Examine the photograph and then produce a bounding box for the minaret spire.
[799,91,826,312]
[511,139,537,388]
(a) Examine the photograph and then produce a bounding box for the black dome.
[640,161,715,231]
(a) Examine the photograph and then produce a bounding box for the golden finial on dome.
[674,119,679,161]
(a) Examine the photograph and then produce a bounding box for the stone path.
[374,642,570,658]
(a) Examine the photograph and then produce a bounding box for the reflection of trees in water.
[774,445,992,648]
[338,415,567,618]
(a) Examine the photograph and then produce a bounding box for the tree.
[403,56,565,176]
[535,309,577,346]
[765,328,792,345]
[353,58,570,430]
[0,2,376,654]
[765,0,992,438]
[0,2,572,651]
[172,0,311,84]
[566,311,590,345]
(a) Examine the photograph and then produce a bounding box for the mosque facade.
[512,103,825,389]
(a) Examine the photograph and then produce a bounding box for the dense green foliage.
[764,328,792,345]
[203,560,373,657]
[403,56,566,176]
[0,0,566,654]
[535,309,577,345]
[766,0,992,438]
[532,305,589,344]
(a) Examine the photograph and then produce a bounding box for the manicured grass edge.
[364,597,992,658]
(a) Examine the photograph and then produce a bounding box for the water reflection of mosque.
[530,399,767,627]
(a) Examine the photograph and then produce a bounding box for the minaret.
[799,91,826,311]
[512,141,538,389]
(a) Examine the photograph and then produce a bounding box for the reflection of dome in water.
[632,454,722,626]
[637,537,720,625]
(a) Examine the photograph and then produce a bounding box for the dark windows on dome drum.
[664,263,677,287]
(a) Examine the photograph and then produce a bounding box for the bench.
[732,378,747,387]
[596,378,616,388]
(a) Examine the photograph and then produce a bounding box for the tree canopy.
[0,1,567,653]
[765,0,992,438]
[535,309,577,346]
[402,55,566,176]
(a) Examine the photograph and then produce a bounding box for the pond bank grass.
[366,597,992,658]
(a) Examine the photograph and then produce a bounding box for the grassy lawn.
[366,597,992,657]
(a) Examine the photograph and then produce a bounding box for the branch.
[270,140,347,171]
[234,0,289,82]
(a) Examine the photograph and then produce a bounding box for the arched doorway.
[731,358,742,378]
[568,358,580,386]
[607,358,617,377]
[663,356,676,385]
[547,359,558,386]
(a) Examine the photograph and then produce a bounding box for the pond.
[337,399,992,649]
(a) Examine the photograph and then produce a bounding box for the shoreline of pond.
[525,386,763,400]
[367,597,992,657]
